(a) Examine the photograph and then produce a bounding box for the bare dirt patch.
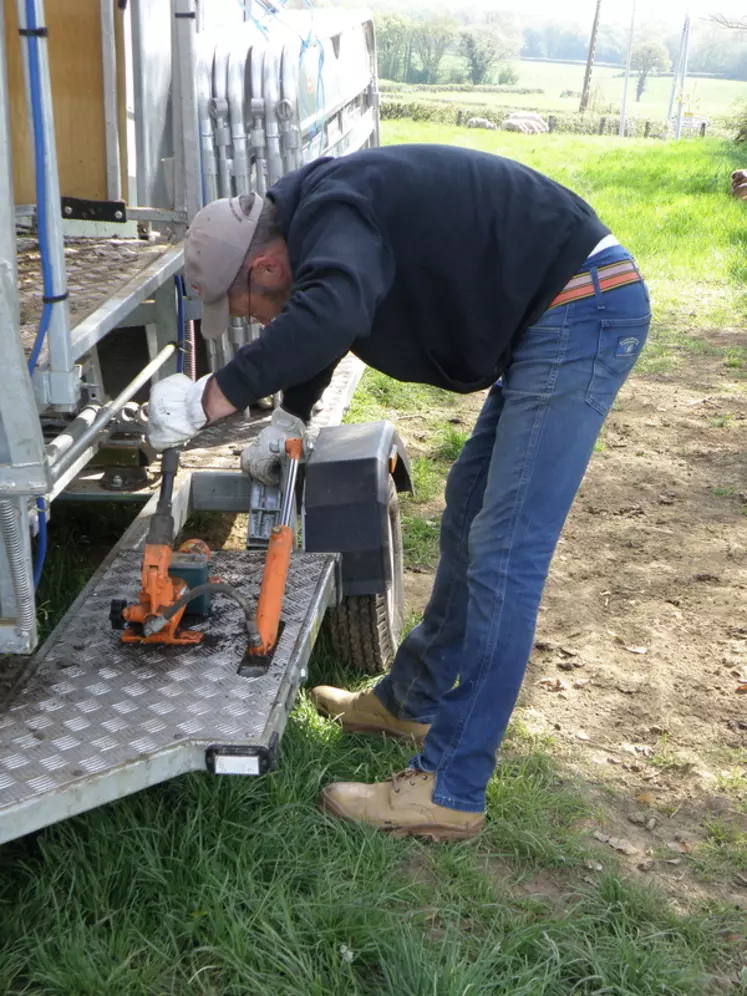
[397,344,747,910]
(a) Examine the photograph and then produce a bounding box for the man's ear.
[252,246,289,285]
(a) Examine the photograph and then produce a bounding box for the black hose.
[156,583,261,647]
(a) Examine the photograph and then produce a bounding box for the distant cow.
[502,112,549,135]
[466,117,496,131]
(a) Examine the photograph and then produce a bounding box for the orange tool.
[109,448,204,646]
[248,437,303,659]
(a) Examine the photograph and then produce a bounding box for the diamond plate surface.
[17,235,173,357]
[0,551,336,840]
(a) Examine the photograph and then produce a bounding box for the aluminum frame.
[0,1,380,657]
[0,469,339,846]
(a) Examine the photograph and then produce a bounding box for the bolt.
[114,210,123,220]
[64,205,73,216]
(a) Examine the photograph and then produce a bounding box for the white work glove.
[240,407,306,485]
[147,373,210,451]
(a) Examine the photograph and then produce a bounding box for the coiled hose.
[0,500,36,635]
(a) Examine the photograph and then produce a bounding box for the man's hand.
[147,373,211,451]
[240,407,307,485]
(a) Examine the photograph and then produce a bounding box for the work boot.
[310,685,430,744]
[320,770,484,841]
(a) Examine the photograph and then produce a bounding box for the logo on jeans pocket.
[615,336,640,357]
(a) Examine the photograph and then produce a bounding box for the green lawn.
[2,131,747,994]
[429,59,747,122]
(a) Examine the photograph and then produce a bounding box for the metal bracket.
[61,196,127,223]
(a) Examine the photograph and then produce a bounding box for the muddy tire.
[325,477,404,674]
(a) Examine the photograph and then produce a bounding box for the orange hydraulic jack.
[110,441,302,660]
[246,437,303,662]
[110,448,204,645]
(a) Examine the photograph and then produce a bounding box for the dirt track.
[403,329,747,909]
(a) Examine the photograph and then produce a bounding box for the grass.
[382,122,747,340]
[33,502,142,641]
[2,656,744,994]
[4,132,747,991]
[420,59,747,122]
[690,817,747,885]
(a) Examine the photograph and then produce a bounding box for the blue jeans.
[375,245,651,812]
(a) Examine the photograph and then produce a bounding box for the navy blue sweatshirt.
[215,144,609,419]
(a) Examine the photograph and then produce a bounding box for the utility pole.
[674,11,692,140]
[579,0,603,114]
[618,0,636,137]
[667,14,688,124]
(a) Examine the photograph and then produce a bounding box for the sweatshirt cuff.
[214,362,255,412]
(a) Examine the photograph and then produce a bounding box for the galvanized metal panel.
[130,0,175,209]
[0,549,338,844]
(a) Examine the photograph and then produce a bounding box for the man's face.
[228,244,292,326]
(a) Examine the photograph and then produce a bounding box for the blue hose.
[24,0,55,375]
[33,498,47,590]
[175,275,186,374]
[24,1,52,586]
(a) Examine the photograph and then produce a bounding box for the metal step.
[0,549,338,846]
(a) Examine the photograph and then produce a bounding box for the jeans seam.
[434,322,570,776]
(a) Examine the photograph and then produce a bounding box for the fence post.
[700,122,707,137]
[456,110,463,127]
[548,115,556,133]
[644,121,651,138]
[599,117,607,135]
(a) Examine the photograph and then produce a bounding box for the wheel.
[325,477,405,674]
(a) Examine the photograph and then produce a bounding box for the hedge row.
[379,81,544,96]
[380,98,671,137]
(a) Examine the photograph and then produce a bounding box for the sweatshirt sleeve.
[215,194,392,411]
[280,356,344,423]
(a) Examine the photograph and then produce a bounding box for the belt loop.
[590,265,606,310]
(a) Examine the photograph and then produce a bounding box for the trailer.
[0,0,409,846]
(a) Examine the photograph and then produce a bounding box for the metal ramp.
[0,547,339,846]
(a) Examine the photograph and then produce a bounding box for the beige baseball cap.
[184,193,265,340]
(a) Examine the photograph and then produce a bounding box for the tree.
[412,16,457,84]
[461,31,500,84]
[375,13,416,82]
[461,14,519,85]
[631,40,670,101]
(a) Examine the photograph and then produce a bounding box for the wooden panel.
[5,1,125,205]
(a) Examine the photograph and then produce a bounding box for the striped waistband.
[549,258,642,310]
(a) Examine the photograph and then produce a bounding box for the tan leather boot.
[310,685,430,744]
[320,770,484,841]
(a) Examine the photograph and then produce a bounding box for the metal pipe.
[51,343,176,481]
[250,41,268,195]
[280,451,299,524]
[228,38,252,194]
[197,38,218,204]
[100,0,122,201]
[17,0,74,406]
[279,36,302,172]
[211,45,232,197]
[45,405,99,463]
[0,499,36,635]
[263,42,284,186]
